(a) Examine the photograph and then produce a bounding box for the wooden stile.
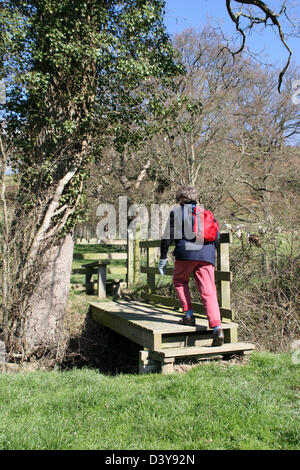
[216,239,231,314]
[85,231,255,374]
[138,233,234,322]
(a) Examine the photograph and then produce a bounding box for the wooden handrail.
[139,232,232,248]
[140,266,232,282]
[136,231,234,321]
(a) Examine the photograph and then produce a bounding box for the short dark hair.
[175,186,198,205]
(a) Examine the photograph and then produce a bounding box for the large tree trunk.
[23,233,74,359]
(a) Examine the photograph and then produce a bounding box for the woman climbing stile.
[158,186,224,347]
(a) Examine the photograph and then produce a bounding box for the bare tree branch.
[226,0,292,91]
[226,0,247,55]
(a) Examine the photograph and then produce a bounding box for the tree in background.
[147,27,249,211]
[0,0,182,360]
[228,64,300,227]
[84,23,299,224]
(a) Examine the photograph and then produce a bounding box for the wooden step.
[140,342,255,374]
[153,342,255,360]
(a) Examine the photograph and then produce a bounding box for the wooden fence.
[73,231,234,323]
[127,232,234,322]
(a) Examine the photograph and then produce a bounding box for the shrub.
[231,233,299,352]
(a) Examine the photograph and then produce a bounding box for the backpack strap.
[192,204,202,238]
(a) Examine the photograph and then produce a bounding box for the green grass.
[0,352,299,450]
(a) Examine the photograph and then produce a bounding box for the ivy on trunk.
[0,0,182,360]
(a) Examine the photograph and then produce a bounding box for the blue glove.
[158,258,168,275]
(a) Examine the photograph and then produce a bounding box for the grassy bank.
[0,352,299,450]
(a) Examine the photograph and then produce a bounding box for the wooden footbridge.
[78,232,255,374]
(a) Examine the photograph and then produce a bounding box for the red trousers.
[173,260,222,328]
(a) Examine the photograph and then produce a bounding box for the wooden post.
[161,357,175,374]
[134,224,141,284]
[127,229,134,288]
[217,241,232,318]
[147,246,156,294]
[139,350,160,374]
[97,265,107,299]
[85,271,94,295]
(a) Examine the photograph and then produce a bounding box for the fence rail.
[73,252,128,260]
[72,230,233,321]
[128,231,234,321]
[139,232,232,248]
[140,266,232,282]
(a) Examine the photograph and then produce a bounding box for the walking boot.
[212,328,224,347]
[178,316,196,326]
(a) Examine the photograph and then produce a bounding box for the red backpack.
[192,205,220,243]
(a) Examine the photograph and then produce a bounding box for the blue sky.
[164,0,300,69]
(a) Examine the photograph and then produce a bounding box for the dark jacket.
[160,203,217,266]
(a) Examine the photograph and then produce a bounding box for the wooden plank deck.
[89,300,255,374]
[90,300,237,350]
